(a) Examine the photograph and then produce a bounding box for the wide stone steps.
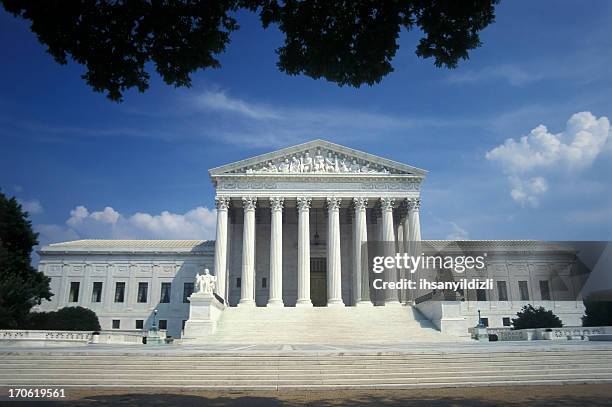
[206,306,457,344]
[3,348,612,389]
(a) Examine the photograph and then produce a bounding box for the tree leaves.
[1,0,499,101]
[0,191,52,329]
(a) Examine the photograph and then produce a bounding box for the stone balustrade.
[0,329,145,346]
[487,326,612,341]
[0,330,93,343]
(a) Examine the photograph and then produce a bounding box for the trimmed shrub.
[22,306,100,331]
[512,304,562,330]
[582,300,612,327]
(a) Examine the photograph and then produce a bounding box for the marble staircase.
[2,346,612,389]
[205,305,459,344]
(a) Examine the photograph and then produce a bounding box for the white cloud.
[486,112,611,207]
[196,91,279,120]
[38,205,217,244]
[448,65,542,86]
[18,198,43,215]
[486,112,610,173]
[190,90,480,149]
[509,176,548,208]
[445,222,469,240]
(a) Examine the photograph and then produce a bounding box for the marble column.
[401,205,412,304]
[239,197,257,307]
[267,197,284,307]
[296,197,313,307]
[407,198,422,243]
[381,197,401,306]
[407,198,422,303]
[353,197,372,306]
[395,216,405,304]
[213,196,230,301]
[326,197,344,307]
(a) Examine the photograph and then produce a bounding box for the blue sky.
[1,0,611,247]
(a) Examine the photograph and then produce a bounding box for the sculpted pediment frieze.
[241,148,391,175]
[209,140,427,178]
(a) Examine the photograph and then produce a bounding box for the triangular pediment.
[209,140,427,177]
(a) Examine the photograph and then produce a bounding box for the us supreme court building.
[37,140,587,339]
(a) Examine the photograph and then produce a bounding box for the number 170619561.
[8,388,66,398]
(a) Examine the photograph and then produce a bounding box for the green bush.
[582,300,612,327]
[22,306,100,331]
[512,304,563,330]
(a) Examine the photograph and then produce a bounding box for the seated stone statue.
[325,152,338,172]
[290,156,301,172]
[195,268,217,296]
[278,158,290,172]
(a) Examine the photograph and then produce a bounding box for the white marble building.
[37,240,214,337]
[37,140,586,338]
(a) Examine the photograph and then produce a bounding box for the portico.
[208,140,426,307]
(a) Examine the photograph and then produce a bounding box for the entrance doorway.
[310,258,327,306]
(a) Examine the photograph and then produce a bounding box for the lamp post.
[478,309,483,327]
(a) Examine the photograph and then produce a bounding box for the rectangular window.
[114,282,125,303]
[518,281,530,301]
[497,281,508,301]
[160,282,171,303]
[481,318,489,327]
[262,277,267,288]
[159,319,167,330]
[69,282,80,302]
[183,283,194,303]
[502,317,511,327]
[91,282,103,303]
[476,289,487,301]
[540,280,551,300]
[137,282,148,303]
[135,320,144,330]
[112,319,120,329]
[237,277,241,288]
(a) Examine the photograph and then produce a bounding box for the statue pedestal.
[183,292,226,340]
[145,328,165,345]
[471,326,489,341]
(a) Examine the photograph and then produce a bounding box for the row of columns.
[213,196,421,307]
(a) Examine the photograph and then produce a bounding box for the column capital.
[270,197,284,211]
[407,197,421,211]
[215,196,230,211]
[380,197,395,212]
[326,197,342,211]
[353,197,368,211]
[242,197,257,211]
[297,197,312,212]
